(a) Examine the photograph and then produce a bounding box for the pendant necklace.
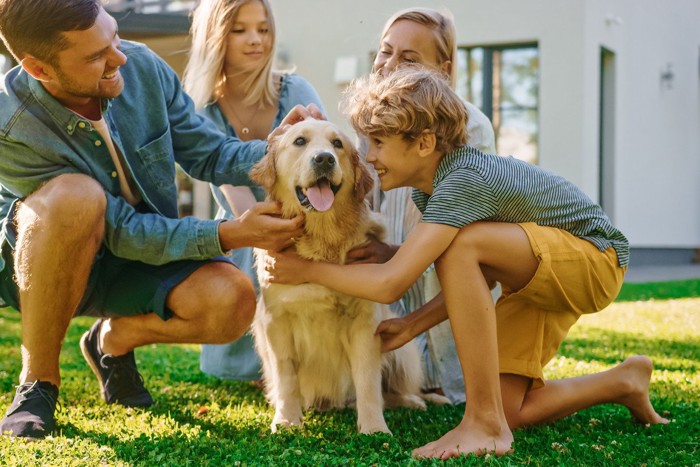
[219,96,258,137]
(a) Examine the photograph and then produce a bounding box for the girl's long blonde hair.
[182,0,280,109]
[378,7,457,87]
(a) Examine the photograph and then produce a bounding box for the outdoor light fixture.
[660,63,674,90]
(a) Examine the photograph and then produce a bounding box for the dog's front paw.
[271,411,304,433]
[358,421,392,435]
[358,413,391,435]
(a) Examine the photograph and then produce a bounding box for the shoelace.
[8,381,62,416]
[99,354,146,396]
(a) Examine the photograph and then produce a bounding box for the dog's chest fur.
[256,211,379,313]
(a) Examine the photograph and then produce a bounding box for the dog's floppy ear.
[352,146,374,202]
[249,137,279,192]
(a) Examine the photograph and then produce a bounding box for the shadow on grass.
[559,328,699,372]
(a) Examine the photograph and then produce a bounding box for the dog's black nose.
[313,152,336,170]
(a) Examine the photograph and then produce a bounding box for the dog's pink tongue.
[306,180,334,212]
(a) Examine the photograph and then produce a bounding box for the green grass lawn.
[0,281,698,466]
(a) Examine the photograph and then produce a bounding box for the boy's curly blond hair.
[341,66,469,154]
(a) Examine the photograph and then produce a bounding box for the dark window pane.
[458,44,539,164]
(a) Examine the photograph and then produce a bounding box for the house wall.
[268,0,700,250]
[582,0,700,248]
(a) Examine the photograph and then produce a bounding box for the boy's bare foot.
[412,419,514,460]
[615,355,668,425]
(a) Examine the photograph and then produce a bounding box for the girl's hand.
[375,316,414,352]
[265,249,311,285]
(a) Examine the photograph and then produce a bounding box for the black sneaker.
[0,380,59,438]
[80,319,154,408]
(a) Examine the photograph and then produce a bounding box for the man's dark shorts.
[0,204,234,320]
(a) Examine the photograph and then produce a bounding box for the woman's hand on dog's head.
[269,104,327,143]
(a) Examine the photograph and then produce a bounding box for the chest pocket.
[136,129,175,189]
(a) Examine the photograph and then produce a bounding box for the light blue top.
[0,40,266,275]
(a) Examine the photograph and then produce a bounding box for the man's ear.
[417,131,437,157]
[20,56,53,82]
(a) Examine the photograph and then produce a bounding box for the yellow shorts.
[496,223,626,388]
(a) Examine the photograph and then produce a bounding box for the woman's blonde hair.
[378,7,457,87]
[182,0,280,109]
[342,66,468,154]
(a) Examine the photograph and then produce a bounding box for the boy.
[265,67,668,459]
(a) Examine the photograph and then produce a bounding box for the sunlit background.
[1,0,698,267]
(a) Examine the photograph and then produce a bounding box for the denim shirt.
[0,40,266,271]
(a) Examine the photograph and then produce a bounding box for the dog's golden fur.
[250,119,438,434]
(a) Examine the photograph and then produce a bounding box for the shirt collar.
[27,76,110,135]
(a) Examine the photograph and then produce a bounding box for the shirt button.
[78,122,86,129]
[95,140,102,147]
[111,171,118,178]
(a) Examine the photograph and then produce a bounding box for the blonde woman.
[183,0,324,383]
[347,8,496,404]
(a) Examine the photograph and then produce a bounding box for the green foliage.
[0,285,698,465]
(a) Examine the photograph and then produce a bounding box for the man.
[0,0,317,438]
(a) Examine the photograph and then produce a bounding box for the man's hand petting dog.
[219,201,304,252]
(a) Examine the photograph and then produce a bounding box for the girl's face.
[373,19,446,76]
[365,134,426,191]
[224,1,271,72]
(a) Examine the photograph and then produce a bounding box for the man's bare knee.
[205,272,256,343]
[19,174,106,235]
[172,263,256,343]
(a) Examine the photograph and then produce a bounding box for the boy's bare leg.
[97,261,257,357]
[412,222,538,459]
[501,355,669,429]
[15,174,106,387]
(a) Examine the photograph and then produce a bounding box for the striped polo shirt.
[412,146,629,266]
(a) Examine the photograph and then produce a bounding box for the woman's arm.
[220,185,258,217]
[266,221,458,303]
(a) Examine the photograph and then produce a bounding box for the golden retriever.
[249,119,444,434]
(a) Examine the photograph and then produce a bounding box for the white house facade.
[269,0,700,263]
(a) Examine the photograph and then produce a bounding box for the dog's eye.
[294,137,307,146]
[332,139,343,149]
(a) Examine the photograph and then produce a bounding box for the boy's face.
[365,133,425,191]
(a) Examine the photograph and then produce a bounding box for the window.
[456,44,539,164]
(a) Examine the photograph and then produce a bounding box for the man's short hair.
[0,0,101,66]
[342,66,469,155]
